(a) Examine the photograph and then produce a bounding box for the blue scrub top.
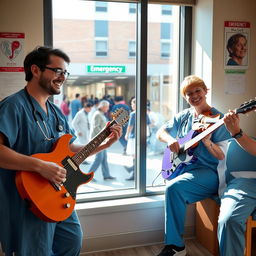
[0,88,76,254]
[164,107,231,171]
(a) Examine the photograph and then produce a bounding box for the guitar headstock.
[112,108,129,126]
[236,98,256,115]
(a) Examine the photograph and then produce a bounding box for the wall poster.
[0,32,25,72]
[224,21,250,70]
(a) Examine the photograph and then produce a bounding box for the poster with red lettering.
[224,21,250,70]
[0,32,25,72]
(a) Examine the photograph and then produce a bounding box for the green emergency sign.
[87,65,126,73]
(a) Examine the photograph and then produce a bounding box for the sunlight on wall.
[195,40,212,103]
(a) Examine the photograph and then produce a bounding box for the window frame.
[44,0,192,203]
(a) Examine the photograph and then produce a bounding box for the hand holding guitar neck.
[223,110,241,136]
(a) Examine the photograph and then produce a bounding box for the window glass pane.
[52,0,137,198]
[146,4,180,189]
[95,40,108,57]
[129,41,136,57]
[95,2,108,12]
[162,5,172,15]
[161,23,172,39]
[95,20,108,37]
[129,3,136,14]
[161,41,171,58]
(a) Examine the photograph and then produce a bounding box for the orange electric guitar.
[15,108,129,222]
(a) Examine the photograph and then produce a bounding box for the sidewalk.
[77,140,165,193]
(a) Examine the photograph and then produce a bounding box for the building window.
[95,20,108,37]
[95,40,108,57]
[128,41,136,57]
[161,23,173,40]
[161,41,171,58]
[162,5,172,15]
[95,2,108,12]
[129,3,136,14]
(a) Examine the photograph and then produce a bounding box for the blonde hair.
[180,75,207,97]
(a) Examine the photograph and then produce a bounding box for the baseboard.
[0,227,194,256]
[80,225,194,254]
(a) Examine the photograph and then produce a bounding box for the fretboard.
[71,121,115,166]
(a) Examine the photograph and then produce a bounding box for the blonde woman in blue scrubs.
[156,75,230,256]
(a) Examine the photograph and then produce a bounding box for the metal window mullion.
[44,0,53,47]
[136,0,148,195]
[178,5,192,111]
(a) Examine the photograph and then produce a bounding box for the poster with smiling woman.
[224,21,250,70]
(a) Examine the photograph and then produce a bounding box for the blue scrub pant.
[164,165,219,246]
[51,211,83,256]
[218,178,256,256]
[4,211,83,256]
[89,150,111,178]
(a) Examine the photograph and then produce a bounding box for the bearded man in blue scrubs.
[0,46,122,256]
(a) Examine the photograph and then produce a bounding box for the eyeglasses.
[43,66,70,79]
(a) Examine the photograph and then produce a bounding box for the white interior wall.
[193,0,256,137]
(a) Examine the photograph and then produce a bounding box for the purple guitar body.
[161,130,198,180]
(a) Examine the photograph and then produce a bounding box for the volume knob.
[64,192,70,198]
[64,203,71,208]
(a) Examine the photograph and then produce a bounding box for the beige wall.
[0,0,43,100]
[0,0,43,51]
[194,0,256,136]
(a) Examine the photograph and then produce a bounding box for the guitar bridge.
[162,169,174,176]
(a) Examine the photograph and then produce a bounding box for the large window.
[50,0,192,202]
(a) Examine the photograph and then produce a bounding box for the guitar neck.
[71,120,115,166]
[184,118,224,151]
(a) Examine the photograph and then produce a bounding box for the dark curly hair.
[24,46,70,81]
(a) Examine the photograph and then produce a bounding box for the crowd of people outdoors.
[59,93,165,182]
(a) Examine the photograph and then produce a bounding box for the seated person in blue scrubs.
[0,46,122,256]
[218,110,256,256]
[156,75,230,256]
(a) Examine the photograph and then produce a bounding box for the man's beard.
[38,76,61,95]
